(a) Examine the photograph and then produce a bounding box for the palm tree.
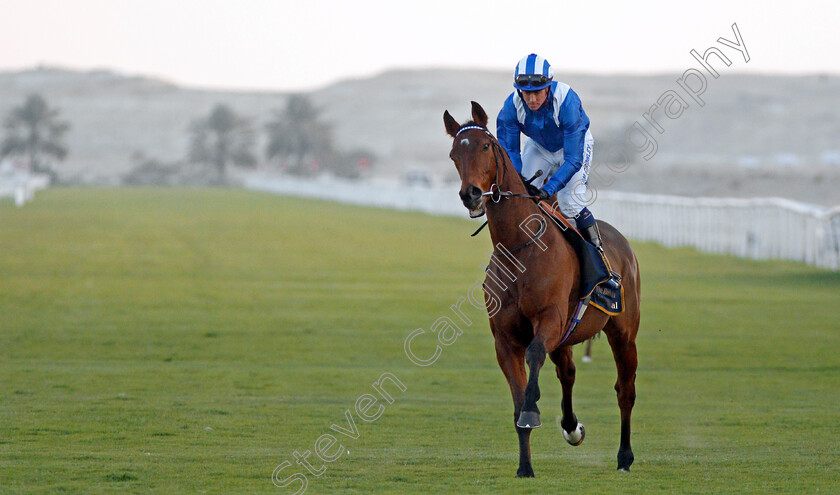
[1,94,69,176]
[265,95,333,175]
[189,104,256,181]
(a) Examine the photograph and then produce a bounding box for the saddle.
[536,201,624,317]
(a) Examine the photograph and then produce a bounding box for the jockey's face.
[522,87,549,111]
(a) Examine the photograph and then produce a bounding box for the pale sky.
[1,0,838,92]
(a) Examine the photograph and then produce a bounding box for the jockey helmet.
[513,53,554,91]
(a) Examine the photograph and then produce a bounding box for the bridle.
[454,124,546,244]
[454,125,537,204]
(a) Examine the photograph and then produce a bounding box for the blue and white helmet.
[513,53,554,91]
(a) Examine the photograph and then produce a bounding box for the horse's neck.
[485,155,544,250]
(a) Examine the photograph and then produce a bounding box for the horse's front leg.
[494,336,534,477]
[516,337,545,429]
[549,346,586,446]
[517,307,564,430]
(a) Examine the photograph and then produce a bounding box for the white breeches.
[521,129,594,217]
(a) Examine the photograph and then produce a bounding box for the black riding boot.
[581,223,621,289]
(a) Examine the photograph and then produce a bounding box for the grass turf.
[1,188,838,494]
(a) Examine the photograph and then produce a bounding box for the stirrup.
[603,273,621,290]
[581,223,603,249]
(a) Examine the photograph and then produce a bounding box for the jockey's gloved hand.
[536,188,550,200]
[524,181,541,197]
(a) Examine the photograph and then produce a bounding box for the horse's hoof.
[563,422,585,446]
[516,411,541,429]
[617,448,634,471]
[516,467,535,478]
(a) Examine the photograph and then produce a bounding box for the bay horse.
[443,102,641,477]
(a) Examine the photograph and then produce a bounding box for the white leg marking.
[563,422,585,445]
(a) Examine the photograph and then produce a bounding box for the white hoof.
[563,422,585,446]
[581,355,592,363]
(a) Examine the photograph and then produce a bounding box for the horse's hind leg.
[603,318,639,471]
[549,346,585,446]
[582,336,594,363]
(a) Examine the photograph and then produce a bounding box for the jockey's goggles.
[514,74,550,89]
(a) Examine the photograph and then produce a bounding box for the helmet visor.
[515,74,549,90]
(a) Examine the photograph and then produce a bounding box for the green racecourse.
[1,188,838,494]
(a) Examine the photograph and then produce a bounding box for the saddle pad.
[590,282,624,316]
[537,200,624,315]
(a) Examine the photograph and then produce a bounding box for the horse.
[582,333,599,363]
[443,101,641,477]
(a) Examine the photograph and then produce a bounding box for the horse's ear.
[443,110,460,138]
[470,101,488,127]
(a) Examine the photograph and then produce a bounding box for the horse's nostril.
[460,185,483,206]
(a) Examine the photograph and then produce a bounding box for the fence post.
[14,184,26,207]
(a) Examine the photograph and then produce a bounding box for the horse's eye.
[482,143,490,151]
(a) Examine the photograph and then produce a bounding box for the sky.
[1,0,838,92]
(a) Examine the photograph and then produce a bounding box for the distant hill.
[0,68,288,183]
[1,67,838,204]
[315,68,840,173]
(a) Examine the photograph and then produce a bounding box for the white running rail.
[0,173,50,207]
[242,172,840,270]
[591,191,840,270]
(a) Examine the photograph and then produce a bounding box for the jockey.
[497,53,605,250]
